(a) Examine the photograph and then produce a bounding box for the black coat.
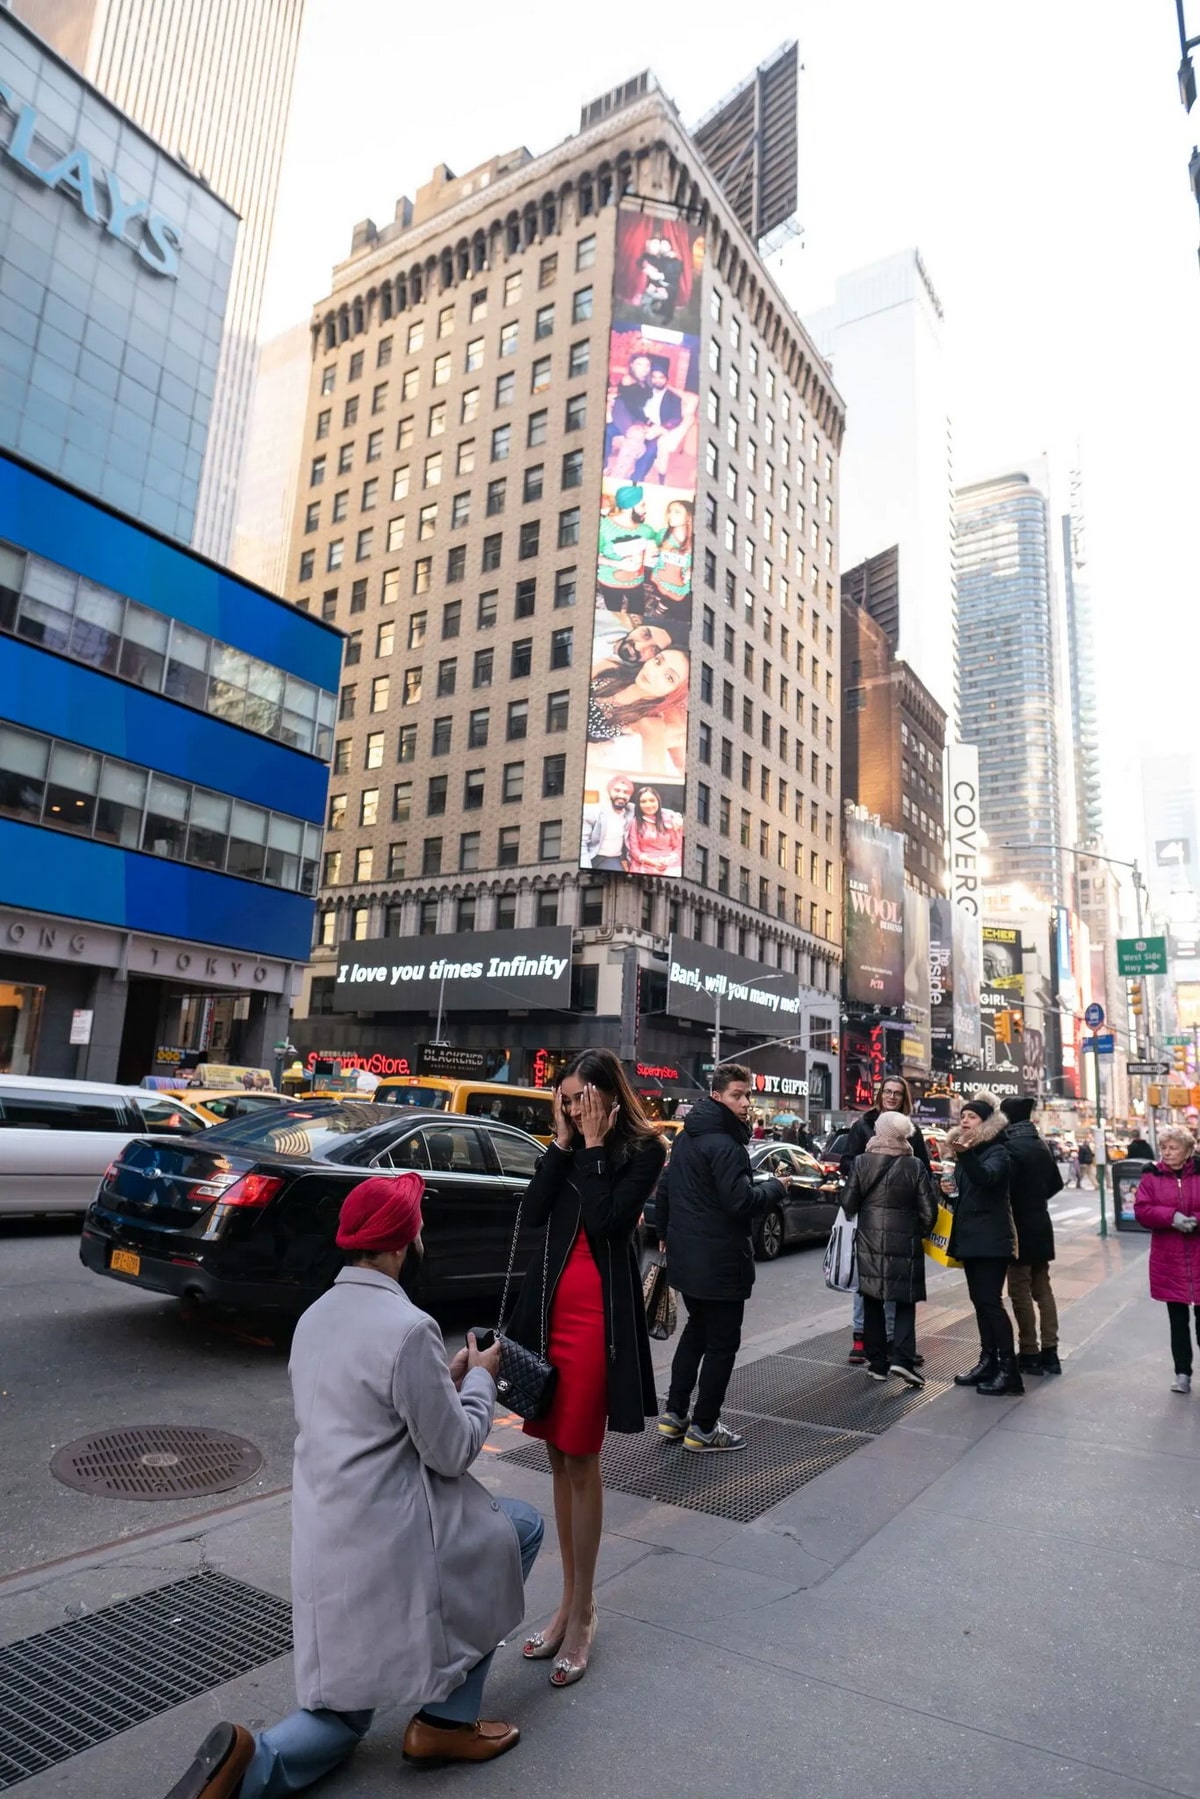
[946,1114,1017,1261]
[842,1151,939,1304]
[1003,1119,1062,1264]
[656,1096,782,1301]
[504,1134,664,1434]
[839,1109,932,1177]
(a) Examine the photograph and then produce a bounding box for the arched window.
[352,298,365,334]
[324,316,336,350]
[541,195,557,237]
[456,241,470,281]
[440,249,454,290]
[337,306,350,343]
[379,284,393,320]
[505,213,520,254]
[472,232,487,272]
[598,166,613,207]
[411,267,423,303]
[578,177,594,217]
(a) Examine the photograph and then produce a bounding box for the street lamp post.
[700,970,794,1066]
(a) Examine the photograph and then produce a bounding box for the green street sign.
[1166,1034,1192,1047]
[1117,935,1168,976]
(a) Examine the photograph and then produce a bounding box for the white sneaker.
[1171,1373,1191,1394]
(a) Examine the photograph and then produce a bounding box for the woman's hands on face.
[578,1083,618,1149]
[553,1086,575,1149]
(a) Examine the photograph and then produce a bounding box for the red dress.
[523,1227,609,1456]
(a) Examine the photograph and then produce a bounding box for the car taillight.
[102,1160,121,1184]
[220,1173,285,1208]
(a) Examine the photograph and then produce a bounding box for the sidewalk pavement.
[5,1230,1199,1799]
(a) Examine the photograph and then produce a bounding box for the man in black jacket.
[1000,1094,1064,1375]
[656,1063,786,1452]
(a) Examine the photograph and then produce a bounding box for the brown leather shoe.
[165,1723,254,1798]
[402,1716,520,1765]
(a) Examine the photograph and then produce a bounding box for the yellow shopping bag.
[923,1200,962,1268]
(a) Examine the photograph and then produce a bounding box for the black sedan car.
[642,1140,840,1261]
[79,1101,544,1314]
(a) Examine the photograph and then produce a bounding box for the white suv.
[0,1075,208,1216]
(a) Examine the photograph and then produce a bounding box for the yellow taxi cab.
[174,1089,287,1126]
[373,1075,555,1143]
[656,1118,685,1143]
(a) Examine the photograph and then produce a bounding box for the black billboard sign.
[667,935,801,1037]
[333,928,573,1013]
[843,814,905,1008]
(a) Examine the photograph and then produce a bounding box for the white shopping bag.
[823,1206,859,1292]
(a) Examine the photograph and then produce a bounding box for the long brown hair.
[558,1048,659,1162]
[874,1075,913,1114]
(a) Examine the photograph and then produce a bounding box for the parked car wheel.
[755,1207,784,1261]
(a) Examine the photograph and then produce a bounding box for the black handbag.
[641,1250,678,1341]
[494,1201,559,1421]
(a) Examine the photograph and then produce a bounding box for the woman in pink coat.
[1133,1125,1200,1393]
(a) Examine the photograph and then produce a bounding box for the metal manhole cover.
[50,1425,262,1501]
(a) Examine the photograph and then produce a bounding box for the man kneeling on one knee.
[166,1173,543,1799]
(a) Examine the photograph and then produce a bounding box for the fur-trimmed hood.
[946,1111,1008,1156]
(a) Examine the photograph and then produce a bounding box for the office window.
[446,544,466,582]
[421,837,442,876]
[698,721,712,764]
[511,638,533,679]
[580,884,604,925]
[435,657,456,697]
[699,663,713,704]
[431,715,452,758]
[321,366,336,395]
[327,793,346,832]
[506,698,529,739]
[387,842,406,880]
[457,832,480,875]
[304,500,320,533]
[403,667,422,704]
[554,567,576,608]
[432,352,451,386]
[332,489,349,524]
[576,235,596,270]
[697,783,711,825]
[539,820,563,861]
[460,386,480,424]
[310,455,326,487]
[499,321,519,358]
[464,707,489,750]
[535,303,555,339]
[406,321,425,355]
[543,753,567,796]
[376,335,393,368]
[322,848,342,885]
[504,272,522,305]
[364,730,384,769]
[361,477,379,512]
[485,476,507,517]
[464,336,485,375]
[514,577,537,617]
[557,507,581,548]
[531,356,552,394]
[391,466,410,503]
[477,591,497,629]
[470,289,488,322]
[356,527,373,561]
[298,549,315,582]
[397,416,414,449]
[473,646,494,686]
[413,556,432,594]
[332,738,351,775]
[315,409,331,442]
[703,548,717,588]
[448,490,470,530]
[428,401,446,438]
[527,409,548,446]
[344,396,359,428]
[326,539,344,572]
[519,520,541,560]
[376,621,395,658]
[343,628,362,666]
[561,448,584,489]
[370,674,389,712]
[401,368,420,401]
[539,252,558,287]
[442,598,462,639]
[565,393,587,431]
[549,627,573,668]
[397,725,417,764]
[571,285,594,323]
[523,464,544,503]
[495,370,515,406]
[503,762,525,802]
[371,382,388,416]
[492,423,511,460]
[423,450,442,488]
[456,439,476,474]
[365,430,382,462]
[497,836,520,879]
[407,611,427,650]
[426,773,448,816]
[359,788,380,830]
[418,502,437,540]
[482,533,502,571]
[546,690,570,732]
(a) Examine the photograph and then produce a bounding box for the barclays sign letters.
[0,77,182,277]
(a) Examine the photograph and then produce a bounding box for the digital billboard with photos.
[579,209,706,880]
[843,815,906,1008]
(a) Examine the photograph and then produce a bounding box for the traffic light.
[1130,981,1144,1016]
[1174,1045,1189,1074]
[1191,1086,1200,1109]
[1148,1083,1163,1107]
[993,1010,1011,1045]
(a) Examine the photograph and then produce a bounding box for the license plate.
[110,1249,141,1276]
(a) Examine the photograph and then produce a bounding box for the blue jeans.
[240,1497,544,1798]
[852,1290,896,1335]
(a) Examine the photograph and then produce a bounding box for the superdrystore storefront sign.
[332,928,573,1013]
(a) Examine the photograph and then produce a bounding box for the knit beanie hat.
[1001,1095,1037,1123]
[960,1094,995,1123]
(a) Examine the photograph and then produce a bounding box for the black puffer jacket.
[946,1114,1017,1260]
[505,1133,664,1433]
[842,1149,939,1304]
[839,1109,932,1177]
[1003,1119,1062,1264]
[656,1096,783,1301]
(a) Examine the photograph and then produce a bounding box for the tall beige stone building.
[11,0,306,564]
[285,75,846,1108]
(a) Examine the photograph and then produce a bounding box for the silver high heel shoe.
[522,1620,567,1660]
[550,1602,598,1687]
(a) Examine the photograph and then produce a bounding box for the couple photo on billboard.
[580,209,705,881]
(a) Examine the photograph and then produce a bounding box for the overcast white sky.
[260,0,1200,879]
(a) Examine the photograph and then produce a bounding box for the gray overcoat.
[288,1265,525,1711]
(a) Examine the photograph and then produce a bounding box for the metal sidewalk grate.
[0,1570,292,1789]
[725,1355,952,1432]
[500,1414,863,1522]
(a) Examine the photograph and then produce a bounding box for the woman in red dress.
[505,1049,664,1688]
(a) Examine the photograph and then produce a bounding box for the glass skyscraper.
[954,466,1067,903]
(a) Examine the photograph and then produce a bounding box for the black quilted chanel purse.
[494,1202,558,1421]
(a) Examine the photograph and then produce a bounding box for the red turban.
[335,1173,425,1252]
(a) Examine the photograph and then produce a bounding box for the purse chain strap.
[496,1199,552,1363]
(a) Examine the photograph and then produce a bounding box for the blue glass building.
[0,452,341,1078]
